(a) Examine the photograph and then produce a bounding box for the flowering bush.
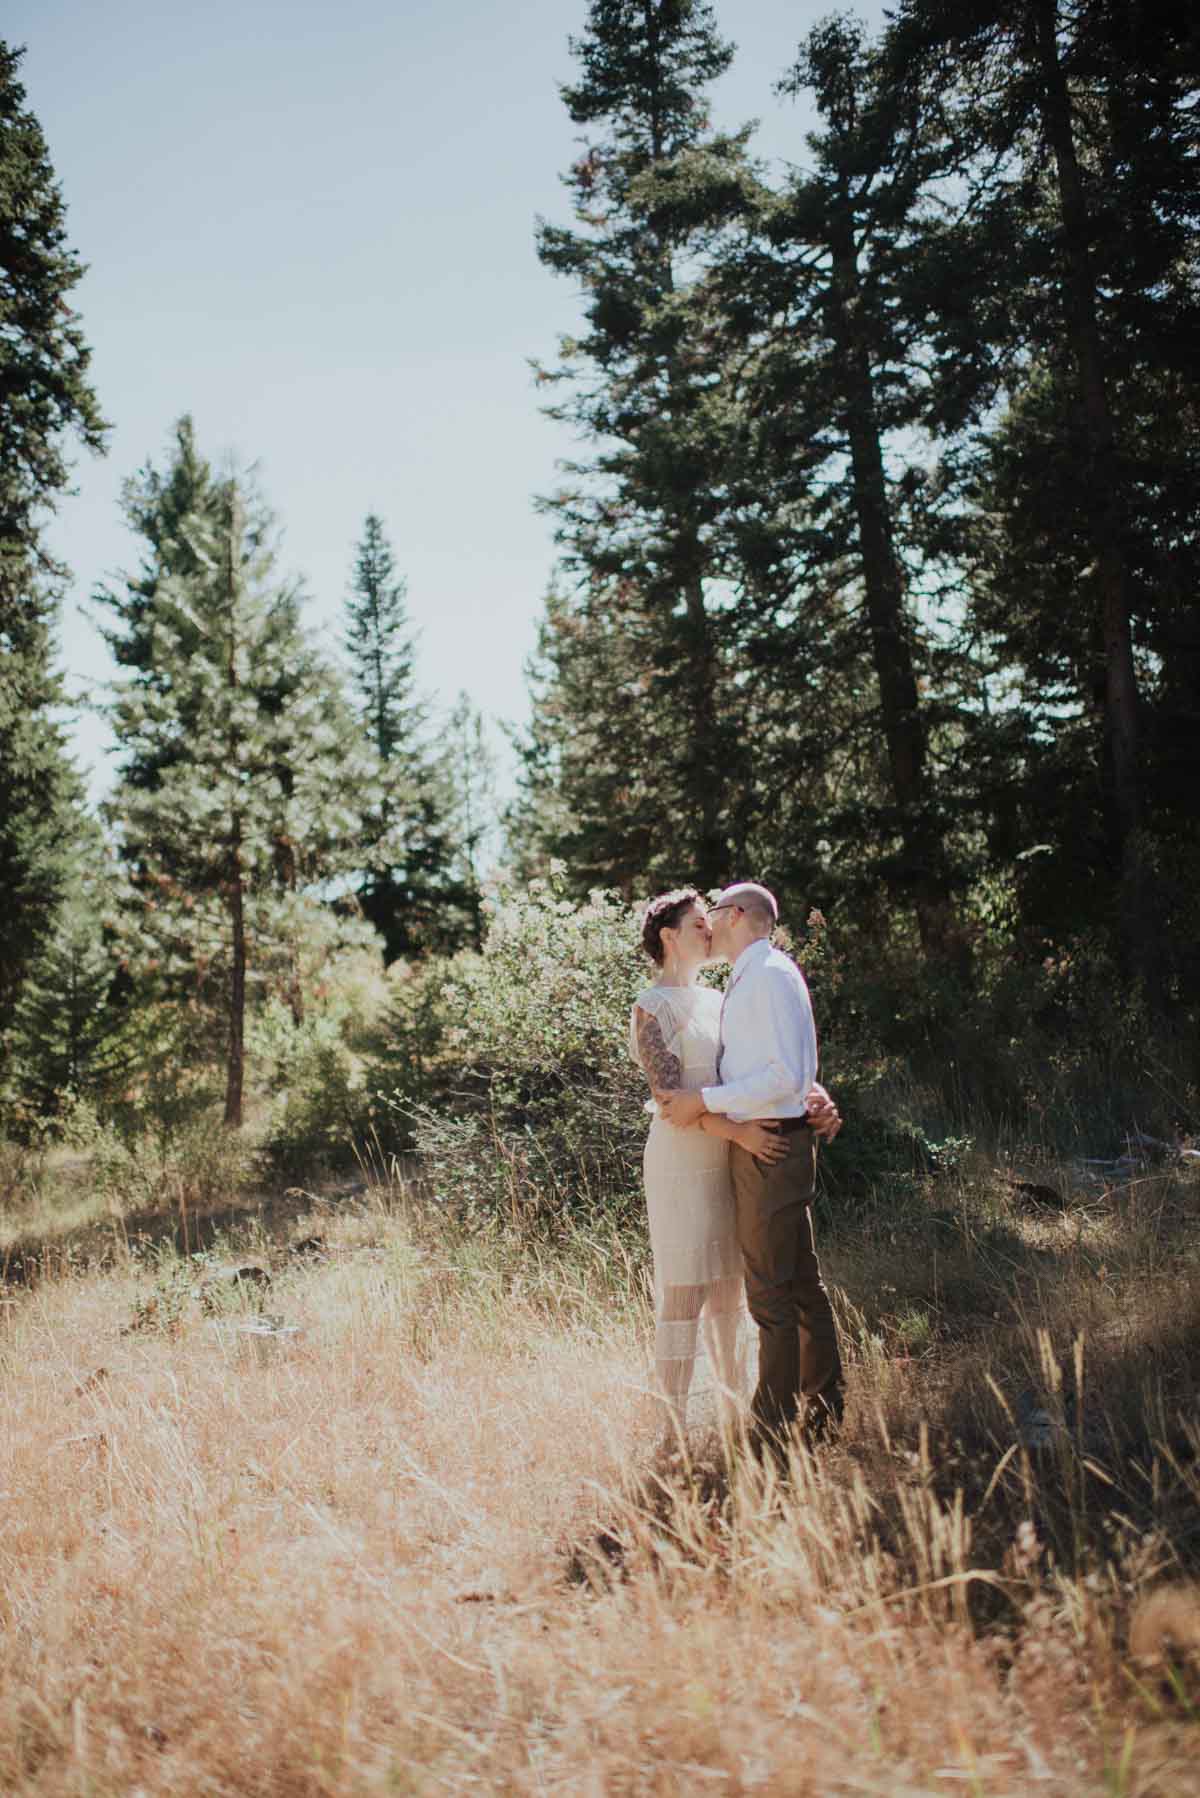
[396,874,653,1231]
[444,875,645,1073]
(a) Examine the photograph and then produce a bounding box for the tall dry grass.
[0,1169,1198,1796]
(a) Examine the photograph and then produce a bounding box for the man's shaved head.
[715,881,778,929]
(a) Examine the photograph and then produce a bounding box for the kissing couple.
[630,881,844,1458]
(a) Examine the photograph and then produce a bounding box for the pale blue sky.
[11,0,885,798]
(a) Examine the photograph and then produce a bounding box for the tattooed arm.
[634,1006,784,1158]
[633,1005,683,1094]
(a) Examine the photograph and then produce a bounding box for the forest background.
[1,5,1199,1791]
[3,0,1195,1166]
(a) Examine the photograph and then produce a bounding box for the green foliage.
[99,419,388,1124]
[254,1001,373,1175]
[0,43,107,1032]
[343,514,471,959]
[395,876,651,1230]
[446,873,646,1076]
[6,6,1198,1173]
[0,666,88,1038]
[345,513,418,763]
[132,1118,257,1223]
[0,43,108,590]
[883,0,1200,993]
[799,894,1193,1164]
[357,957,457,1144]
[520,0,1200,1046]
[4,873,129,1122]
[251,947,446,1172]
[442,694,501,951]
[526,0,756,891]
[346,881,1192,1244]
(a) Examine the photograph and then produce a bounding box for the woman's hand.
[657,1088,708,1128]
[735,1120,787,1163]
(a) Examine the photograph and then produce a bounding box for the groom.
[658,882,845,1454]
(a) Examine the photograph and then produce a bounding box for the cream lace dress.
[629,984,751,1432]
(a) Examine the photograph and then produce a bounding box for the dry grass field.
[1,1162,1198,1796]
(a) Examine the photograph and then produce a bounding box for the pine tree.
[6,826,129,1118]
[513,579,755,896]
[345,515,418,763]
[680,16,968,954]
[105,415,214,721]
[100,423,387,1127]
[446,693,499,950]
[342,515,461,959]
[0,42,107,1030]
[531,0,758,890]
[526,5,981,930]
[884,0,1200,993]
[512,582,675,893]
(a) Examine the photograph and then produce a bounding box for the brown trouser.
[729,1123,843,1445]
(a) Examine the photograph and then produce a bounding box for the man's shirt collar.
[728,936,771,984]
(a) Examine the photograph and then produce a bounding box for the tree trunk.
[222,486,247,1129]
[679,557,725,890]
[828,212,956,956]
[224,817,246,1129]
[1029,0,1152,990]
[274,834,305,1027]
[287,957,305,1030]
[645,3,726,886]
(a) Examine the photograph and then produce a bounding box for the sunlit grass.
[0,1150,1197,1794]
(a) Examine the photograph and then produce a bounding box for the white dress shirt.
[700,938,817,1122]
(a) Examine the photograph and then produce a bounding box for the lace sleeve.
[632,1005,683,1093]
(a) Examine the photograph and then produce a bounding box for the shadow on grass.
[0,1167,389,1288]
[563,1172,1200,1637]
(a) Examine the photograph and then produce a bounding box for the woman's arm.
[636,1008,783,1162]
[633,1006,683,1093]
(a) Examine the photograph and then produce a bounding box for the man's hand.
[805,1082,842,1142]
[656,1089,708,1129]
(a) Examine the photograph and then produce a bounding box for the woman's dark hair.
[640,887,700,965]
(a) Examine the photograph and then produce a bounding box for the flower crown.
[641,887,698,927]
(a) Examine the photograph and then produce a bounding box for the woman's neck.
[657,965,700,989]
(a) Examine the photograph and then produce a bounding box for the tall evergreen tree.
[526,6,982,930]
[104,415,214,718]
[513,580,683,892]
[0,42,106,1031]
[101,423,387,1127]
[733,17,964,953]
[5,824,129,1119]
[342,515,462,959]
[446,693,499,950]
[884,0,1200,993]
[596,14,980,946]
[530,0,758,890]
[345,515,418,764]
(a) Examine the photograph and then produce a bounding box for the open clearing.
[1,1171,1198,1795]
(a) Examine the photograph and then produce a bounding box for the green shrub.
[798,903,1196,1156]
[388,880,976,1235]
[355,956,458,1153]
[390,876,650,1231]
[88,1112,259,1224]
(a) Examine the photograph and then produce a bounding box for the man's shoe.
[800,1397,843,1451]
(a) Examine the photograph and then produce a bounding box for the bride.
[630,887,786,1435]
